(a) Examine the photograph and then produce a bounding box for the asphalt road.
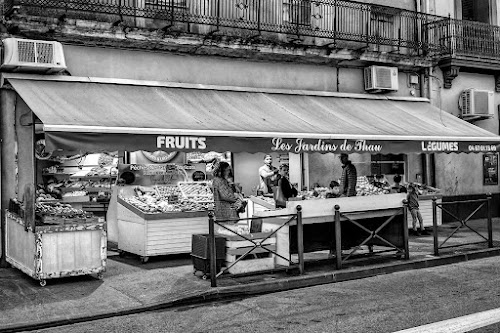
[32,256,500,333]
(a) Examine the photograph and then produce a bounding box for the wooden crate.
[224,232,276,274]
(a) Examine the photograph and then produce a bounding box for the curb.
[1,247,500,333]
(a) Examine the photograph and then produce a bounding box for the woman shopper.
[212,161,239,222]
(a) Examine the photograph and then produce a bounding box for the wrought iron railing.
[6,0,500,61]
[426,17,500,58]
[4,0,445,55]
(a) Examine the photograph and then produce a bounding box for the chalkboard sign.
[483,153,498,185]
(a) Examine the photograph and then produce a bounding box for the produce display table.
[117,197,209,263]
[5,210,106,286]
[252,194,408,267]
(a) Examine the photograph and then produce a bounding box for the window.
[369,5,399,42]
[370,154,405,176]
[461,0,490,23]
[283,0,311,26]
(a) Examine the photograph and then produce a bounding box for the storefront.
[2,73,500,284]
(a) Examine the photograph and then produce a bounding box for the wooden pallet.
[224,232,276,274]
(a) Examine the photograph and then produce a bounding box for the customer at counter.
[257,154,279,195]
[339,153,357,197]
[212,161,239,222]
[274,164,298,208]
[326,180,341,198]
[391,174,407,193]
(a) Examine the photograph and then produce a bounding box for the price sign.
[168,194,179,203]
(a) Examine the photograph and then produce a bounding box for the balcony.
[3,0,500,77]
[3,0,440,64]
[426,17,500,88]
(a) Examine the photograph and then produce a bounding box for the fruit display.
[63,191,88,197]
[154,185,182,200]
[36,186,60,201]
[356,176,389,196]
[300,187,329,199]
[86,167,112,177]
[35,202,90,218]
[120,185,215,214]
[178,182,214,202]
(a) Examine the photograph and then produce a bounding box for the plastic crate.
[191,234,226,259]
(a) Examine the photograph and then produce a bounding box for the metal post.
[208,211,217,287]
[334,204,342,270]
[432,197,439,256]
[487,194,493,248]
[296,205,304,275]
[402,199,409,260]
[169,0,174,26]
[216,0,220,30]
[257,0,261,34]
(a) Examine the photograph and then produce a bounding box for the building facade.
[0,0,498,210]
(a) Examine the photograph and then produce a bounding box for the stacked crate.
[224,232,276,274]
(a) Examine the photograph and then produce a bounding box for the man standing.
[339,153,357,197]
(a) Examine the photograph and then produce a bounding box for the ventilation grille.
[373,67,393,89]
[17,40,55,64]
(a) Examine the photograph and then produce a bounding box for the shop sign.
[156,136,207,150]
[421,141,459,152]
[119,164,188,186]
[270,138,382,153]
[44,131,500,155]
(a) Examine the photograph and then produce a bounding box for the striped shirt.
[340,161,357,197]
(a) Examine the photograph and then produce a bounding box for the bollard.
[208,211,217,287]
[432,197,439,256]
[296,205,304,275]
[402,199,409,260]
[334,205,342,270]
[487,194,493,248]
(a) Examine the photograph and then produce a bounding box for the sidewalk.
[1,218,499,333]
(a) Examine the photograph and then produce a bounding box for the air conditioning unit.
[364,66,398,92]
[1,38,67,73]
[459,89,494,117]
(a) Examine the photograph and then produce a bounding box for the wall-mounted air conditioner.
[364,66,398,92]
[1,38,67,73]
[459,88,494,118]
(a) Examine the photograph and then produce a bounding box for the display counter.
[117,197,209,263]
[5,210,106,286]
[251,193,408,268]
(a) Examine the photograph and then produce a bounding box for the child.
[326,180,341,198]
[407,184,428,236]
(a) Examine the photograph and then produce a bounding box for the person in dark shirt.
[391,174,407,193]
[339,153,357,197]
[275,164,298,208]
